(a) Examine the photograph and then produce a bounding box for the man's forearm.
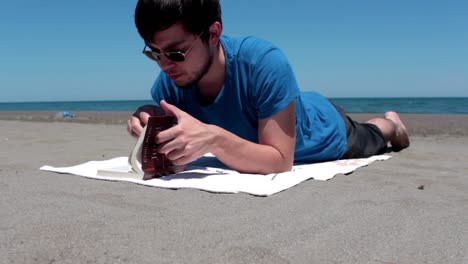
[208,125,294,174]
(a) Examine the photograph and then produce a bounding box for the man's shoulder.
[222,35,285,66]
[222,35,277,55]
[222,35,274,46]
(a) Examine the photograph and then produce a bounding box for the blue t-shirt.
[151,35,347,163]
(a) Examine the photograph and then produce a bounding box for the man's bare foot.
[384,111,410,151]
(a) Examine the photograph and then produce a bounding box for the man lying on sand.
[127,0,410,174]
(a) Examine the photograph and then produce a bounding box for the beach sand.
[1,112,467,263]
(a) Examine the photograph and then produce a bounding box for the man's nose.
[158,57,176,71]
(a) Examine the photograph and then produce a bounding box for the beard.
[177,45,214,88]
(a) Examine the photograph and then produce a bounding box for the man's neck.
[196,43,225,100]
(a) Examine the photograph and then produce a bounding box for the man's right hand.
[127,104,165,138]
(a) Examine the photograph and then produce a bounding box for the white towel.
[40,154,391,196]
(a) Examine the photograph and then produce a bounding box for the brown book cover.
[141,115,180,180]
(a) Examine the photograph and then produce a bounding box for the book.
[98,113,185,180]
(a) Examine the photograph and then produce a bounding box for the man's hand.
[156,100,215,165]
[127,104,166,138]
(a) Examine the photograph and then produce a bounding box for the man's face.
[146,23,212,87]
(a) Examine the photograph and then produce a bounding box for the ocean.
[1,96,468,114]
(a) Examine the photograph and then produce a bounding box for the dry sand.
[0,112,467,264]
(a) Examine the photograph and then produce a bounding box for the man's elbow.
[261,158,293,174]
[279,159,294,173]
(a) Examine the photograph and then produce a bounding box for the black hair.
[135,0,222,42]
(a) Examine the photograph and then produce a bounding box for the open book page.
[97,124,147,179]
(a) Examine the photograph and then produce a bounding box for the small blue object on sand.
[55,111,76,118]
[62,111,76,117]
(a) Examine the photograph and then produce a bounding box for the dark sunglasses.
[142,32,204,62]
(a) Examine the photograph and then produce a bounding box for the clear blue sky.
[1,0,467,102]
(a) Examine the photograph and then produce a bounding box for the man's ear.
[208,21,222,46]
